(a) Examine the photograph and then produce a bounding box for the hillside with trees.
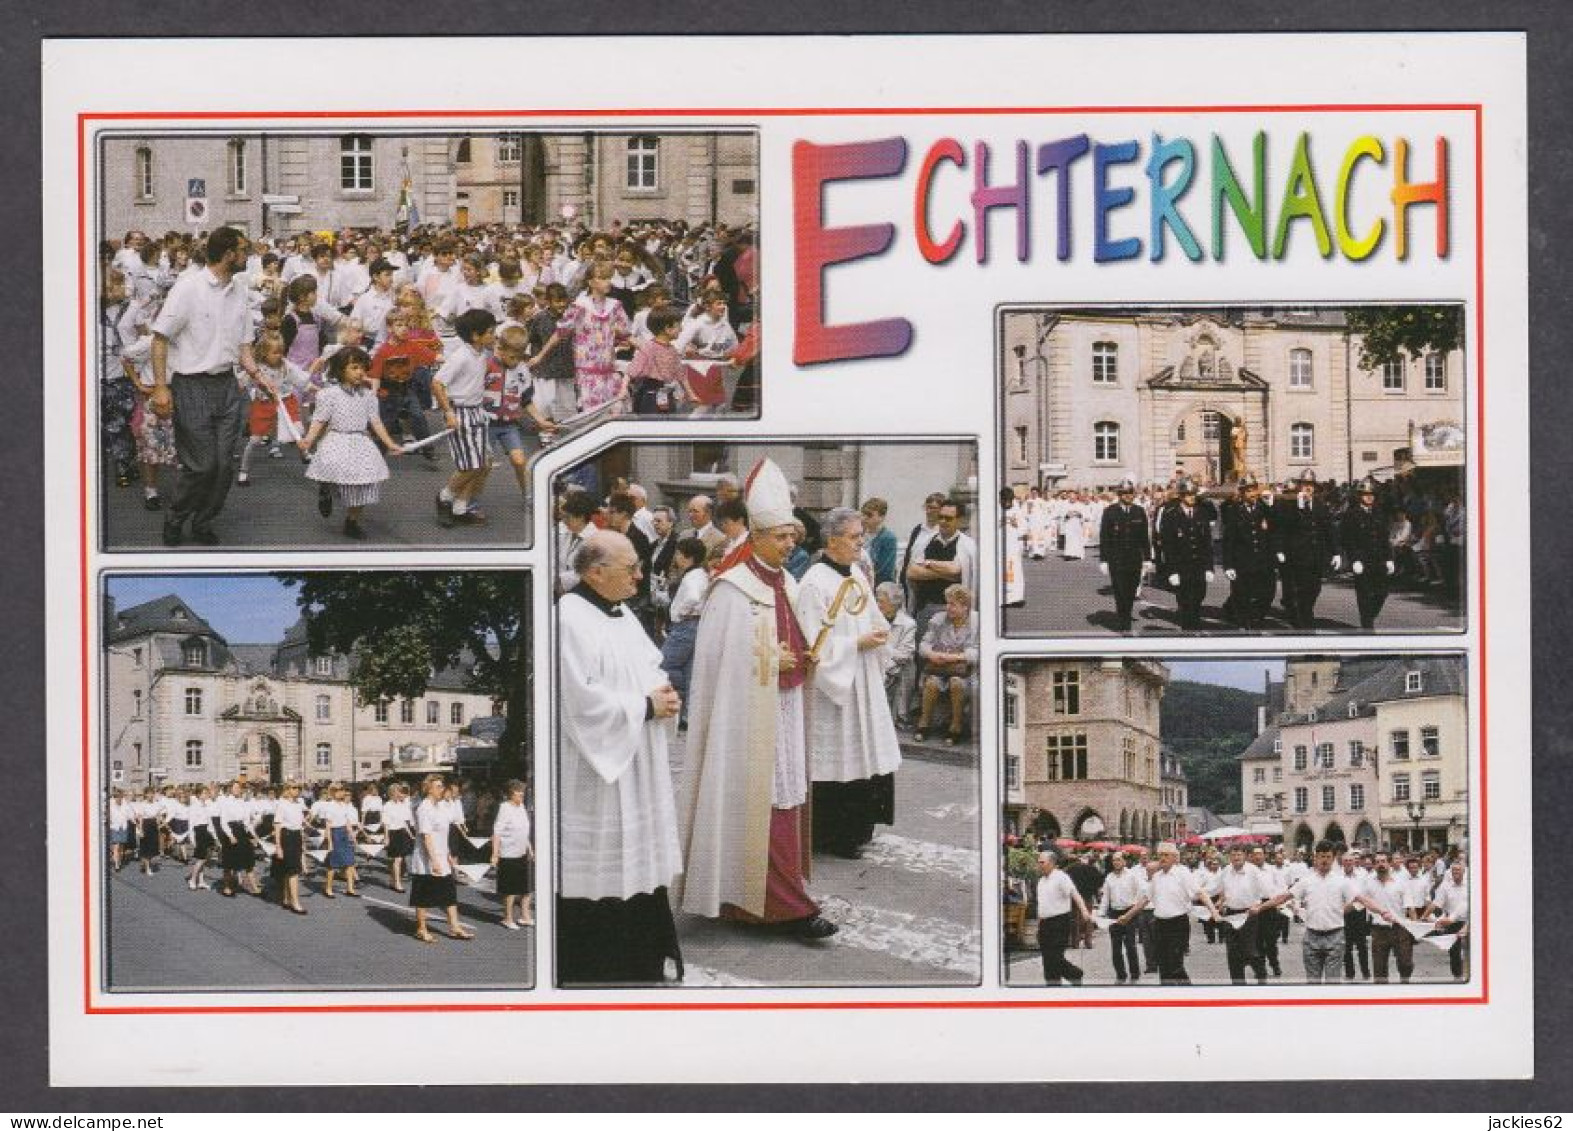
[1161,680,1263,814]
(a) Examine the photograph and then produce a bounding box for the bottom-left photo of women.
[99,569,533,992]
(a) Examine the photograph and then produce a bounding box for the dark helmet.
[1357,477,1378,494]
[1176,477,1197,496]
[1117,477,1137,493]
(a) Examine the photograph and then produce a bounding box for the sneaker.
[268,445,282,459]
[236,471,250,486]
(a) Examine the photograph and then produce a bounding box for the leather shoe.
[791,915,838,940]
[161,521,183,547]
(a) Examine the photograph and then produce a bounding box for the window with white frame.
[340,135,374,191]
[1253,767,1266,784]
[373,701,388,723]
[135,146,154,199]
[451,702,465,725]
[1381,359,1406,391]
[626,136,658,191]
[1321,785,1336,812]
[1203,411,1221,441]
[1273,766,1282,783]
[1350,783,1365,810]
[314,656,333,677]
[497,133,522,163]
[1005,756,1020,791]
[315,694,331,722]
[1293,745,1308,771]
[1290,423,1315,460]
[1052,670,1080,715]
[184,739,203,769]
[1093,421,1120,463]
[227,139,247,196]
[1420,726,1441,757]
[1316,742,1335,769]
[1406,671,1423,693]
[1004,693,1017,728]
[1293,787,1309,813]
[400,699,415,724]
[1392,773,1411,802]
[184,687,202,716]
[1289,347,1313,389]
[1390,729,1411,759]
[184,640,206,667]
[1421,771,1441,801]
[1424,353,1446,391]
[1348,740,1365,768]
[502,189,519,209]
[426,700,440,725]
[1092,342,1118,384]
[1015,426,1028,463]
[316,742,332,769]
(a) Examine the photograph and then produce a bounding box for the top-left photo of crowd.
[96,129,760,552]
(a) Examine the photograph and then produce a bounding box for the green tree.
[1345,305,1463,369]
[276,571,531,779]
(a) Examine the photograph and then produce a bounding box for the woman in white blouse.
[409,774,473,943]
[133,787,162,876]
[271,781,309,915]
[108,790,132,873]
[490,779,533,930]
[185,784,216,891]
[381,782,414,894]
[215,780,259,898]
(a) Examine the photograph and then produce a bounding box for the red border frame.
[76,102,1488,1016]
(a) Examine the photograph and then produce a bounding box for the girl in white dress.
[301,347,404,540]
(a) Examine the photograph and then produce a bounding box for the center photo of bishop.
[553,439,983,988]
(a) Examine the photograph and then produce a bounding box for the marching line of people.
[1003,471,1465,632]
[108,775,534,942]
[1017,839,1470,987]
[100,219,759,543]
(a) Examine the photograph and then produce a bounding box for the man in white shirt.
[1424,858,1471,981]
[1341,851,1373,981]
[1215,846,1271,984]
[148,226,259,547]
[1148,842,1218,984]
[558,532,685,985]
[1034,852,1091,986]
[1250,845,1288,976]
[350,258,398,345]
[1355,852,1414,983]
[1273,839,1359,983]
[1097,851,1148,983]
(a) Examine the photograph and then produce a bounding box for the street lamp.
[1406,799,1427,851]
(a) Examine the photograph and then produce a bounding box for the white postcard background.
[42,34,1529,1085]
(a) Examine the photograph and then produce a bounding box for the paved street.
[1003,553,1465,637]
[108,846,534,992]
[103,408,536,551]
[1005,915,1464,987]
[663,740,982,988]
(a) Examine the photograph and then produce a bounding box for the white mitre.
[744,458,794,530]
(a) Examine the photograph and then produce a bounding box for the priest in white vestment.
[798,507,903,858]
[558,531,686,984]
[675,459,838,940]
[1001,486,1026,607]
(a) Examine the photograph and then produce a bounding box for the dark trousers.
[1370,923,1414,982]
[1036,912,1083,985]
[1108,915,1140,980]
[1257,906,1283,971]
[1137,908,1158,971]
[1221,911,1267,984]
[1432,921,1467,978]
[1155,915,1191,984]
[1229,566,1275,628]
[377,382,431,443]
[169,371,244,532]
[1175,570,1208,629]
[1354,572,1390,629]
[1343,910,1371,979]
[1287,558,1324,628]
[1109,563,1142,631]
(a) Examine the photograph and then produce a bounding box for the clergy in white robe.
[1001,487,1026,607]
[557,531,685,985]
[674,459,838,940]
[797,508,904,858]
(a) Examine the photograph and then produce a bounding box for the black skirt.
[193,826,216,858]
[557,887,682,987]
[220,823,255,870]
[409,873,457,909]
[137,818,160,860]
[495,854,532,896]
[271,827,303,878]
[386,827,415,859]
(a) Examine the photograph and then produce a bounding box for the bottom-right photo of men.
[1000,653,1473,989]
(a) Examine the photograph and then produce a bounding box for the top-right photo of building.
[999,306,1467,637]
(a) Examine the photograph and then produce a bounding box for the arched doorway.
[1072,809,1106,842]
[1324,821,1347,849]
[241,732,283,785]
[1353,821,1378,849]
[1293,823,1315,853]
[1174,407,1237,487]
[1030,812,1061,841]
[1118,810,1130,840]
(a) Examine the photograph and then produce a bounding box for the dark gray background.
[7,3,1568,1110]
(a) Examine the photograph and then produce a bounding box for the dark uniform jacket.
[1222,498,1276,573]
[1274,495,1335,567]
[1099,502,1152,568]
[1339,503,1393,570]
[1157,501,1214,572]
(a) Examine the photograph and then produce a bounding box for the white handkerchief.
[1092,916,1115,931]
[1398,917,1437,940]
[358,843,386,859]
[1222,913,1250,930]
[455,862,491,884]
[1421,930,1462,951]
[1191,906,1215,923]
[466,836,489,850]
[306,849,329,863]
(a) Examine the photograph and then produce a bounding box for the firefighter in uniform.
[1222,474,1276,630]
[1275,469,1338,630]
[1157,478,1214,630]
[1099,477,1154,632]
[1339,477,1395,630]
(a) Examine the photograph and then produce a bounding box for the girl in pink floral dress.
[530,262,631,413]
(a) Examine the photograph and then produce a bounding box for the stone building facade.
[104,594,496,790]
[1002,658,1170,843]
[1001,308,1465,491]
[102,131,757,241]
